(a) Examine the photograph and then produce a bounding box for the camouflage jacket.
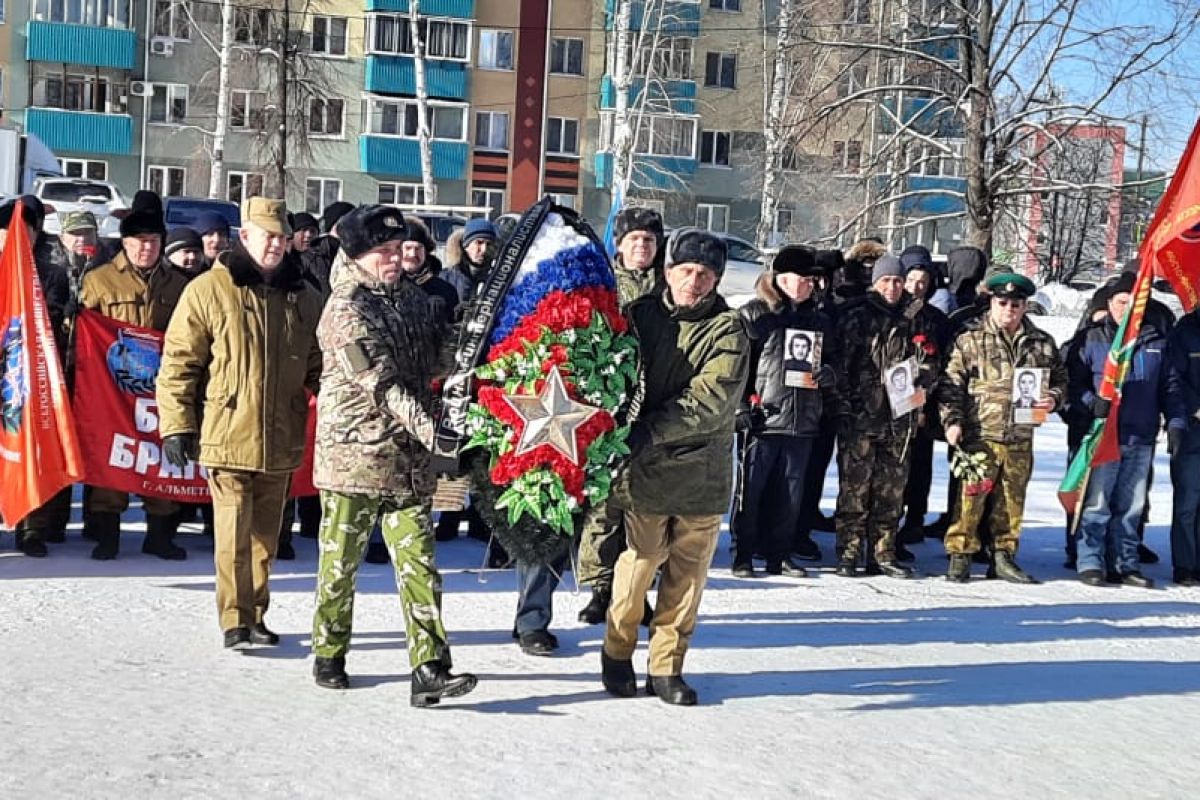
[314,251,449,499]
[615,263,661,309]
[937,314,1067,445]
[833,292,941,440]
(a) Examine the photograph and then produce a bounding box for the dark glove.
[913,369,933,389]
[162,433,198,468]
[625,423,652,455]
[62,296,80,320]
[1169,427,1184,457]
[816,364,836,389]
[1090,395,1112,419]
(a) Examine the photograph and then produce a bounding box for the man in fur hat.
[731,245,836,578]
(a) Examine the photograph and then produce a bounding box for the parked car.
[163,197,241,235]
[34,177,129,239]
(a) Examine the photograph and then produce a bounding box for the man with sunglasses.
[938,272,1066,583]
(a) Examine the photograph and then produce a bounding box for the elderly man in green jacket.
[602,228,750,707]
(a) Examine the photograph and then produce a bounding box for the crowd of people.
[2,190,1199,709]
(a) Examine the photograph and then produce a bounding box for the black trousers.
[796,426,836,539]
[902,431,936,527]
[732,435,813,566]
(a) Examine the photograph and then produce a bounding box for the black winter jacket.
[739,273,837,438]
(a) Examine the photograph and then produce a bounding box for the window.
[309,98,345,137]
[709,0,741,9]
[311,15,347,56]
[545,117,579,156]
[368,15,471,61]
[832,139,862,172]
[34,73,124,113]
[478,29,513,70]
[774,207,793,236]
[234,8,271,46]
[226,171,264,205]
[153,1,191,40]
[475,111,509,150]
[632,36,692,80]
[378,182,426,206]
[704,52,737,88]
[600,113,697,158]
[695,203,729,233]
[32,0,129,27]
[471,187,505,219]
[549,38,584,75]
[146,165,186,197]
[230,90,266,131]
[837,60,868,98]
[549,193,577,210]
[59,159,108,180]
[628,197,665,215]
[365,98,467,141]
[306,178,342,215]
[149,84,188,124]
[844,0,871,24]
[699,131,731,166]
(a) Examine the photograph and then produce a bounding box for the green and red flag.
[1058,117,1200,513]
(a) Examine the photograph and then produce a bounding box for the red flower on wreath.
[487,286,626,363]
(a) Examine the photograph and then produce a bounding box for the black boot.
[249,622,280,645]
[313,656,349,689]
[992,551,1038,584]
[946,554,971,582]
[792,534,821,562]
[142,514,187,560]
[647,675,698,706]
[89,512,122,561]
[835,557,858,577]
[410,661,478,707]
[894,543,917,563]
[1137,543,1160,564]
[18,529,48,558]
[578,587,611,624]
[43,526,66,544]
[601,651,637,697]
[876,560,914,579]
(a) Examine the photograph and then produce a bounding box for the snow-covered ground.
[4,413,1200,799]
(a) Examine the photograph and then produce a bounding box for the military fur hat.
[338,205,410,259]
[846,239,887,265]
[613,207,665,247]
[667,227,727,277]
[772,244,821,276]
[120,189,166,238]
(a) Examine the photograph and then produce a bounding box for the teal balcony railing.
[25,108,134,155]
[360,137,468,180]
[365,56,469,100]
[26,21,137,70]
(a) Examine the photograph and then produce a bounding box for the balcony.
[26,21,137,70]
[594,152,698,191]
[365,56,469,101]
[604,0,701,37]
[364,0,475,17]
[599,75,697,114]
[897,175,968,216]
[25,108,133,155]
[879,95,964,138]
[360,137,468,180]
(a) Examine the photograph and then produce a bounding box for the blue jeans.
[1076,444,1153,574]
[514,545,571,635]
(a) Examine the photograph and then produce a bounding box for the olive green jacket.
[613,289,750,516]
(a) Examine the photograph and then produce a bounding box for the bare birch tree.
[784,0,1200,251]
[410,0,438,205]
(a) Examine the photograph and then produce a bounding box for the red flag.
[0,201,83,527]
[1143,117,1200,310]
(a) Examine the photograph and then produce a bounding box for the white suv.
[34,177,130,239]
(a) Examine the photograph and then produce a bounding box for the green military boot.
[992,551,1038,584]
[946,554,971,583]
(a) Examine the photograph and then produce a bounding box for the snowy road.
[4,419,1200,799]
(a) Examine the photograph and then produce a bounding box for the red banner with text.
[72,310,316,502]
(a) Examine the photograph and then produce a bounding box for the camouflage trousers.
[946,440,1033,557]
[576,500,626,590]
[311,491,449,668]
[836,433,912,563]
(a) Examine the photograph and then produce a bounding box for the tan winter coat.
[80,251,190,331]
[157,245,323,473]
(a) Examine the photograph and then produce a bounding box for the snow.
[4,317,1200,799]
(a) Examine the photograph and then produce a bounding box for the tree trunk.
[275,0,290,197]
[610,0,635,203]
[411,0,438,205]
[208,0,234,199]
[962,0,995,250]
[756,1,794,249]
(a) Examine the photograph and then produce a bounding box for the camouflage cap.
[241,197,291,236]
[61,210,97,233]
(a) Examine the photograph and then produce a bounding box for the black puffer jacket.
[739,272,837,437]
[946,246,987,308]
